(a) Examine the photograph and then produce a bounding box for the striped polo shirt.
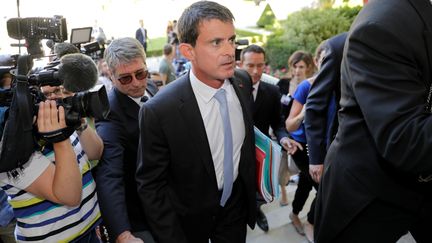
[0,133,101,242]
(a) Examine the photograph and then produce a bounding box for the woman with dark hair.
[285,45,326,242]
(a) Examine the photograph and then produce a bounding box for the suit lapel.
[113,88,140,120]
[146,80,159,97]
[254,83,265,116]
[230,74,254,135]
[177,77,217,181]
[176,72,253,184]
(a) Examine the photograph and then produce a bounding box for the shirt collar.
[130,90,151,105]
[190,71,230,104]
[253,81,261,91]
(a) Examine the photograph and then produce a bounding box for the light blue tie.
[214,88,234,207]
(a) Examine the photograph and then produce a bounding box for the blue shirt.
[290,80,311,143]
[326,93,337,146]
[0,103,14,227]
[0,189,14,226]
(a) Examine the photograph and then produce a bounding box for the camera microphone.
[46,40,55,50]
[58,53,98,92]
[54,42,80,59]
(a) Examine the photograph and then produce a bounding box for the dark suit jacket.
[135,28,147,46]
[136,70,256,243]
[304,32,347,166]
[315,0,432,241]
[94,81,158,240]
[254,81,288,142]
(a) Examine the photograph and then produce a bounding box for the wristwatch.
[76,120,88,135]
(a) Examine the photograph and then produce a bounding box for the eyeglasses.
[116,69,148,85]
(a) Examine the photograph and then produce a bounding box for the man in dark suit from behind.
[135,19,148,53]
[304,32,347,184]
[94,37,158,243]
[315,0,432,242]
[239,44,300,232]
[136,1,257,243]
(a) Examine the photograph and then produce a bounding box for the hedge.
[264,6,361,69]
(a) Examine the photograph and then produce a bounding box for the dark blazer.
[254,81,288,142]
[135,28,147,47]
[136,70,256,243]
[304,32,347,166]
[94,81,158,240]
[315,0,432,241]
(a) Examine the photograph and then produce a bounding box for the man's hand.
[309,164,324,183]
[280,137,303,155]
[116,231,144,243]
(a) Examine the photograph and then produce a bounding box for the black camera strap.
[0,55,36,174]
[0,80,36,174]
[39,126,75,144]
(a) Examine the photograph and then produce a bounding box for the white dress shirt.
[190,71,245,190]
[252,81,261,101]
[130,90,152,106]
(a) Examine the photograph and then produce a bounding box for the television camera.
[7,15,67,58]
[235,39,249,61]
[70,27,106,61]
[0,16,110,173]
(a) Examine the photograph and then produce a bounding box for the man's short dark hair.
[240,44,266,61]
[177,1,234,47]
[163,44,173,56]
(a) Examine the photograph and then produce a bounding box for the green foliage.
[264,6,361,69]
[336,5,363,20]
[256,3,277,28]
[146,29,266,57]
[236,28,264,43]
[318,0,336,8]
[146,36,166,57]
[236,29,261,38]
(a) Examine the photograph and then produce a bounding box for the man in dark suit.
[239,44,296,232]
[94,37,157,243]
[304,32,347,183]
[135,19,148,53]
[136,2,257,243]
[315,0,432,242]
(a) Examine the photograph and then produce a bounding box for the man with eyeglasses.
[94,37,158,243]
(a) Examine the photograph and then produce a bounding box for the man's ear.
[179,43,194,60]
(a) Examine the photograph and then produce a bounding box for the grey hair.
[103,37,146,74]
[177,1,234,47]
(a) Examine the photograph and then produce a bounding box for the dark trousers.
[143,42,148,53]
[134,230,156,243]
[291,141,319,224]
[182,179,248,243]
[73,229,100,243]
[329,197,432,243]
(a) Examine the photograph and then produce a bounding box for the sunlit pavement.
[246,184,415,243]
[246,184,313,243]
[146,55,416,243]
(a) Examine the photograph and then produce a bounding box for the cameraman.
[0,64,104,241]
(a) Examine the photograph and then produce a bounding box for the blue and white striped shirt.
[0,133,101,242]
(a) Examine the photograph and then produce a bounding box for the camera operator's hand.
[37,100,67,133]
[26,100,83,207]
